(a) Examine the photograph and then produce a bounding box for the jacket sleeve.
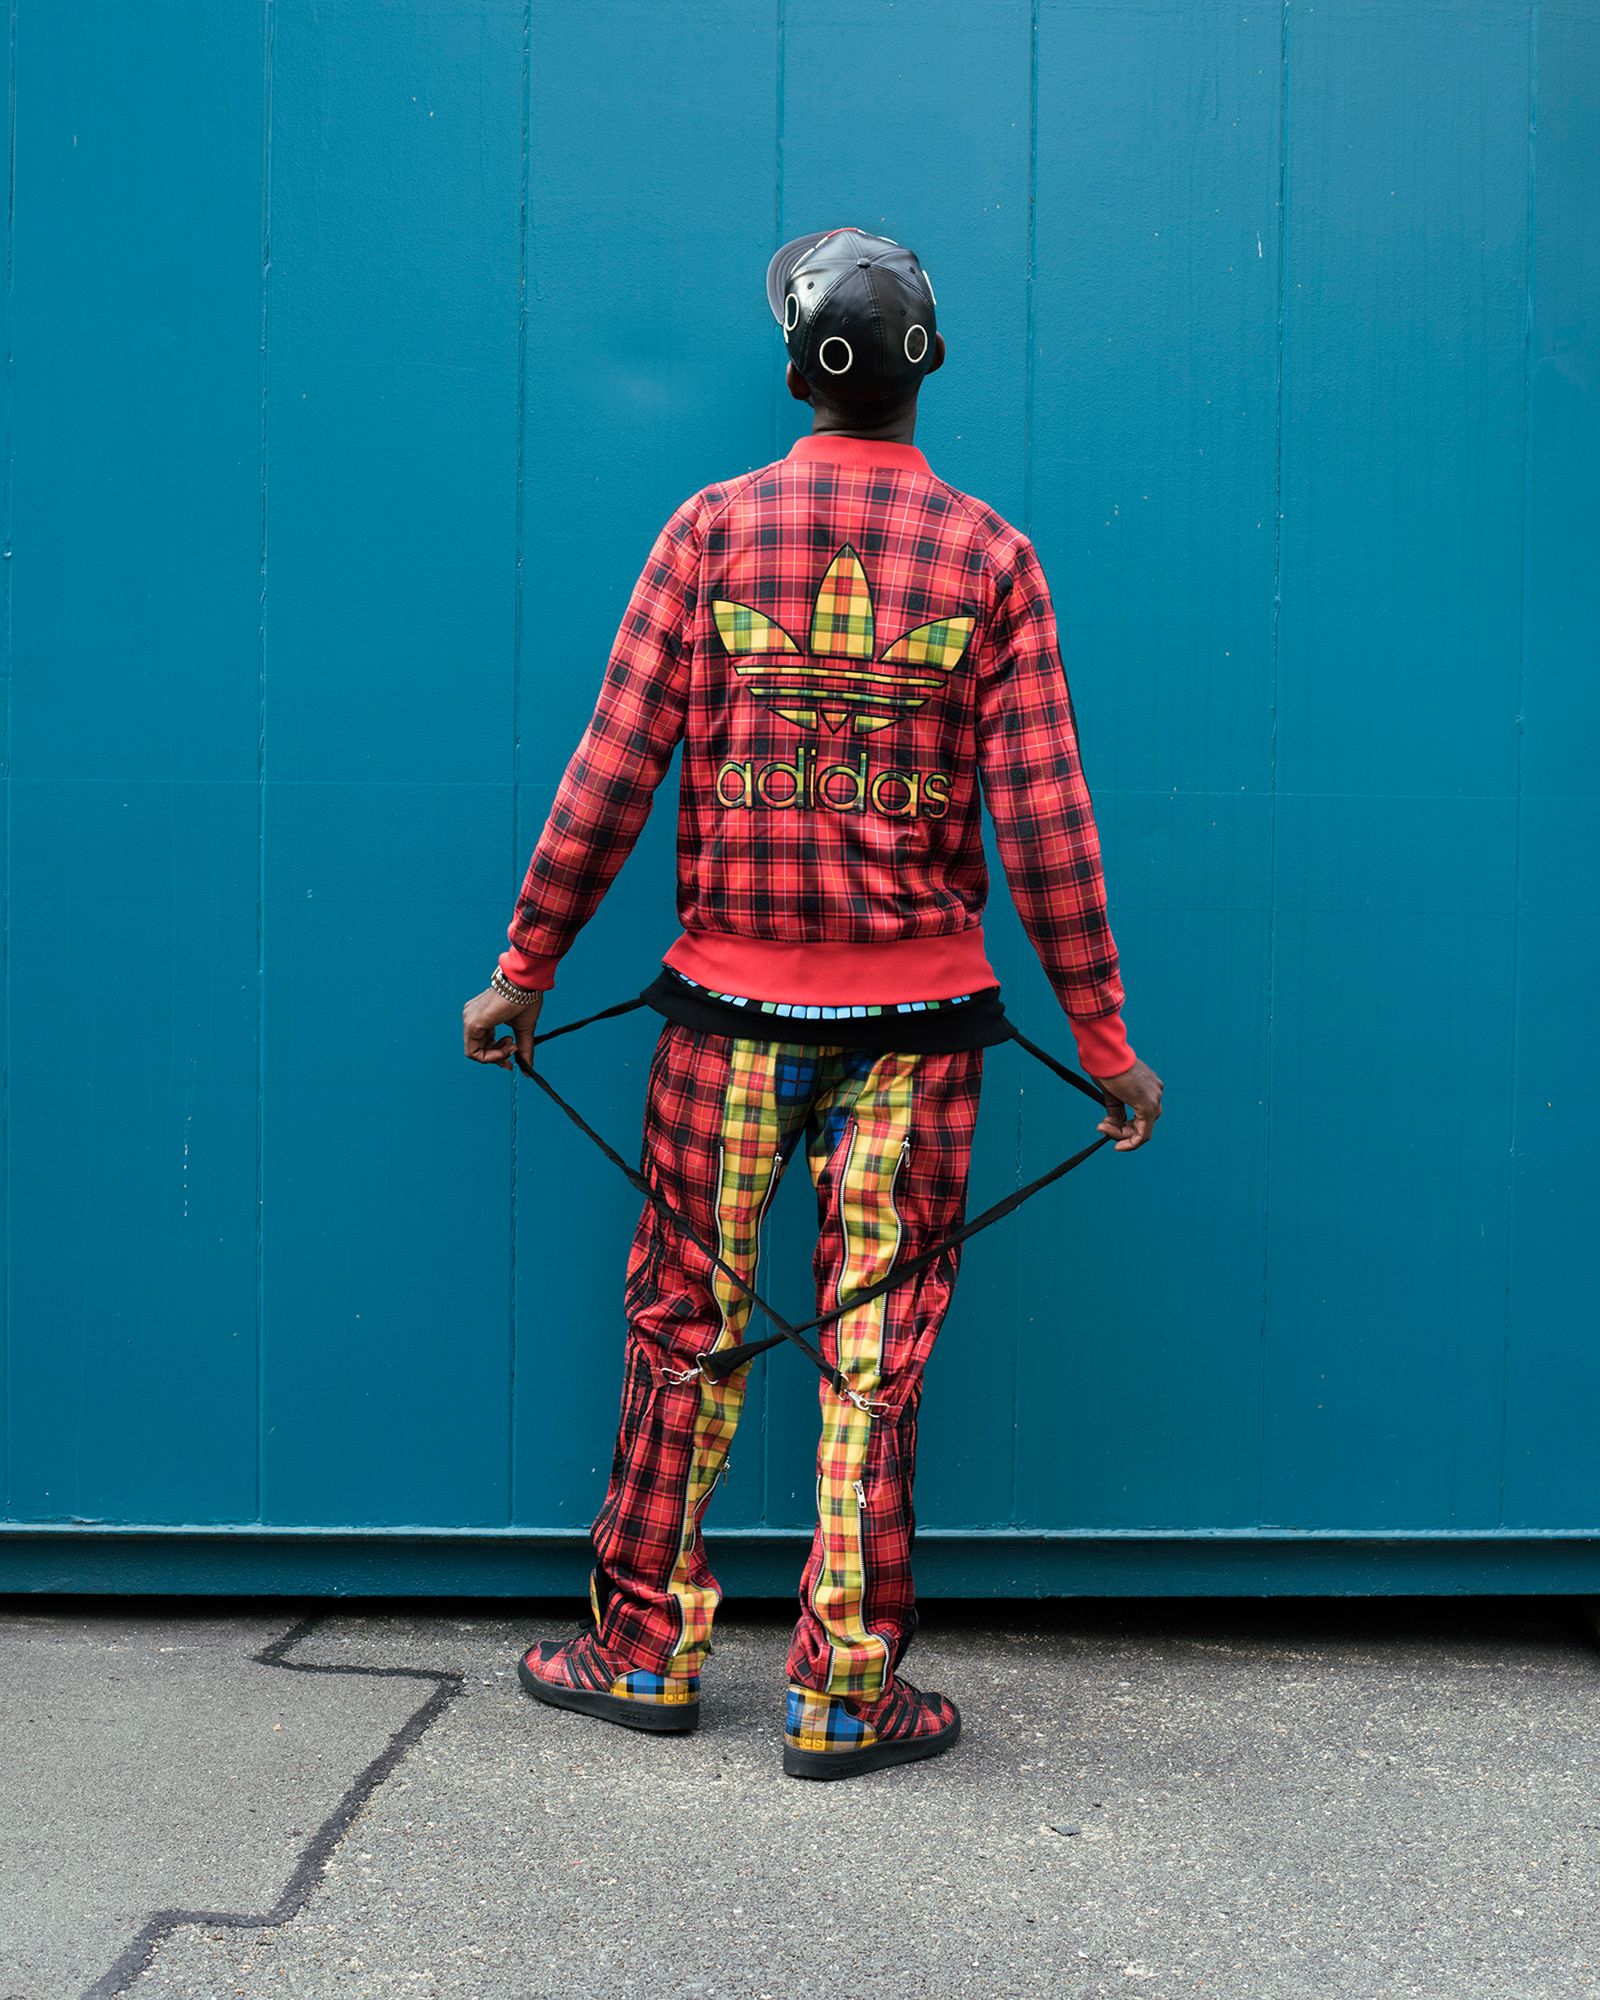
[498,493,703,990]
[974,534,1136,1078]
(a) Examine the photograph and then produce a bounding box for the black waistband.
[638,967,1014,1053]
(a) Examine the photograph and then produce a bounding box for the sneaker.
[783,1675,960,1780]
[517,1627,700,1735]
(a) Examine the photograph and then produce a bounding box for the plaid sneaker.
[517,1626,700,1735]
[783,1675,960,1780]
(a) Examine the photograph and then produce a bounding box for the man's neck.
[809,408,918,446]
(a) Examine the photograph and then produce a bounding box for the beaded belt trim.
[663,963,984,1022]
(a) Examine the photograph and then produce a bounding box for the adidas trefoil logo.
[711,543,975,736]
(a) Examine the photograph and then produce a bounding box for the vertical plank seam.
[0,0,15,1521]
[1022,0,1039,537]
[1499,0,1538,1528]
[758,0,786,1524]
[508,0,533,1528]
[1009,0,1040,1527]
[769,0,785,475]
[254,0,276,1526]
[1256,0,1292,1525]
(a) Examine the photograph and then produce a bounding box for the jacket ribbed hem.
[506,926,1135,1077]
[659,926,1001,1004]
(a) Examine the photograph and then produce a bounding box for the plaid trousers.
[587,1018,984,1699]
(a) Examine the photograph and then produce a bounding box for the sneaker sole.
[783,1713,960,1781]
[516,1655,700,1735]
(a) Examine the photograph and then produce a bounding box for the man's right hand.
[1090,1057,1164,1152]
[463,985,543,1076]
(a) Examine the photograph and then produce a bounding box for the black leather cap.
[766,225,939,403]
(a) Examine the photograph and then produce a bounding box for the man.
[463,226,1163,1781]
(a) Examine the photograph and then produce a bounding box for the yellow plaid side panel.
[806,1056,918,1698]
[666,1042,785,1664]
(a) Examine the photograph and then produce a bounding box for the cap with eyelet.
[765,225,939,403]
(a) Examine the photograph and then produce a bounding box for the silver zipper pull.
[853,1478,867,1509]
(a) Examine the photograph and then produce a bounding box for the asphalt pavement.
[2,1595,1597,1999]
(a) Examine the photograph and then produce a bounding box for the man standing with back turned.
[463,227,1163,1781]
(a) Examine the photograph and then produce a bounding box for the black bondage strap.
[516,997,1113,1407]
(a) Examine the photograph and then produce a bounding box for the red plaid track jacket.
[501,431,1135,1076]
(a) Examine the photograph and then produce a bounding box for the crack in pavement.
[80,1613,465,2000]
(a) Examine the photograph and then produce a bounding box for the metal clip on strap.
[516,996,1113,1403]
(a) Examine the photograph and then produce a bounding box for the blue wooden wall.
[3,0,1596,1595]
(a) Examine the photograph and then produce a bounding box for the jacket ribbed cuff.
[498,944,560,992]
[1068,1008,1135,1081]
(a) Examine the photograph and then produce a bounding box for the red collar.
[785,431,932,475]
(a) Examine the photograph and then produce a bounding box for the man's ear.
[925,332,946,377]
[786,361,815,404]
